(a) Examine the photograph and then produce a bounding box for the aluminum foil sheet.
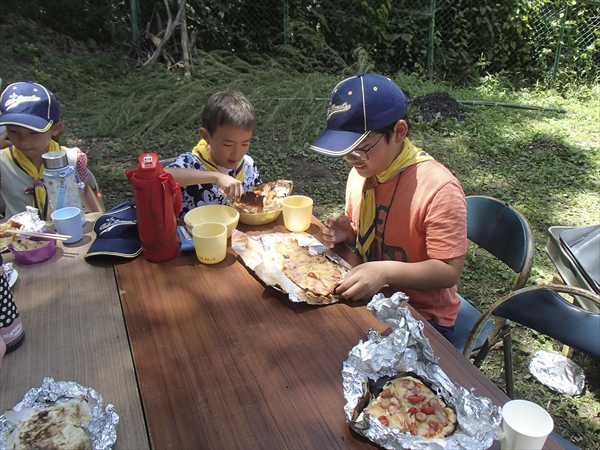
[343,292,502,449]
[7,207,46,232]
[231,231,351,305]
[0,377,119,449]
[529,350,585,395]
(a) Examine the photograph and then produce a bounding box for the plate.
[8,268,18,288]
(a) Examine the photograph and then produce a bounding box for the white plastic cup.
[281,195,313,232]
[192,222,227,264]
[51,207,83,244]
[500,399,554,450]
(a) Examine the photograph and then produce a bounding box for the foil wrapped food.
[232,231,351,305]
[343,292,501,449]
[0,377,119,449]
[529,350,585,395]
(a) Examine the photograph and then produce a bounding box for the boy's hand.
[335,263,386,301]
[216,174,244,200]
[322,215,354,248]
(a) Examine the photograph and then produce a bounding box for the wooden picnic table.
[0,213,149,449]
[113,215,561,450]
[1,213,562,449]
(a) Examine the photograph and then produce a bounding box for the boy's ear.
[51,121,64,137]
[393,119,408,143]
[199,127,210,142]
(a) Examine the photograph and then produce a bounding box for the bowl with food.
[184,205,240,238]
[231,180,293,226]
[9,232,58,264]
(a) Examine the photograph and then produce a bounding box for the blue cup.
[51,207,83,244]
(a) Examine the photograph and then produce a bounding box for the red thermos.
[126,153,182,262]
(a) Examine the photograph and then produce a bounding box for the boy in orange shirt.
[310,73,467,336]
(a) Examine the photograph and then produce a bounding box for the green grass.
[1,15,599,449]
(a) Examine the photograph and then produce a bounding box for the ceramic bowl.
[9,231,58,264]
[184,205,240,238]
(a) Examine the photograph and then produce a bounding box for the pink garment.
[346,160,467,326]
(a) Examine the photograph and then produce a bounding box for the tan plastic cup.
[499,399,554,450]
[281,195,313,232]
[192,222,227,264]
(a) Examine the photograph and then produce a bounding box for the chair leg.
[503,328,514,398]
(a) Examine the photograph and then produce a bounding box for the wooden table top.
[114,215,561,450]
[0,214,149,450]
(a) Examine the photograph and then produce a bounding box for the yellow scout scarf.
[357,137,434,261]
[191,139,245,181]
[4,139,62,220]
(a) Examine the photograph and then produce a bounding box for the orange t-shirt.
[346,160,467,326]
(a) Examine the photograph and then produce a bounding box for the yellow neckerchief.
[191,139,245,181]
[4,139,62,220]
[357,137,434,261]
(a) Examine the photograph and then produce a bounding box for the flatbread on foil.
[232,231,351,305]
[0,378,119,450]
[3,397,94,450]
[229,180,293,214]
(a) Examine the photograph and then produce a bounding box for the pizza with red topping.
[365,375,457,439]
[273,239,346,297]
[271,238,347,300]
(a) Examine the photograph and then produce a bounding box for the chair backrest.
[466,196,535,290]
[493,285,600,358]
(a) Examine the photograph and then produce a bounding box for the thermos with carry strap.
[42,151,85,225]
[126,153,182,262]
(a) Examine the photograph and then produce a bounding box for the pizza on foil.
[363,375,457,439]
[240,234,349,305]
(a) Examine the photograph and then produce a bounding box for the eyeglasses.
[345,133,385,161]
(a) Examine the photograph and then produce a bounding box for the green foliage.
[3,0,598,86]
[1,0,131,44]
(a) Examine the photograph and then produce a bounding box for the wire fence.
[132,0,600,86]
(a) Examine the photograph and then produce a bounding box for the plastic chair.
[463,284,600,398]
[447,196,535,375]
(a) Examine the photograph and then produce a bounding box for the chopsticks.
[3,229,72,241]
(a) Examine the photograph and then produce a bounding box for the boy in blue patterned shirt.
[164,91,262,219]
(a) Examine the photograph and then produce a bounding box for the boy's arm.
[164,167,223,186]
[164,167,244,199]
[79,184,104,213]
[335,255,465,301]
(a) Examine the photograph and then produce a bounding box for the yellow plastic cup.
[281,195,313,232]
[192,222,227,264]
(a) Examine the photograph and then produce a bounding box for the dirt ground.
[411,91,472,123]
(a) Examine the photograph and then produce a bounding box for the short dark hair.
[202,91,256,135]
[374,116,409,143]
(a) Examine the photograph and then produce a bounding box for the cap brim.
[0,113,53,132]
[85,238,143,258]
[309,129,370,157]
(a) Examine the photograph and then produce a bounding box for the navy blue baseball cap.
[310,73,407,157]
[0,81,60,133]
[85,201,143,259]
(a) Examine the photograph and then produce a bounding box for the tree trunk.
[178,0,191,78]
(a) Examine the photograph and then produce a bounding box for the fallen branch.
[144,0,186,66]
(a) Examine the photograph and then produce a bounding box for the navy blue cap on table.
[309,73,407,157]
[0,81,60,133]
[85,201,143,259]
